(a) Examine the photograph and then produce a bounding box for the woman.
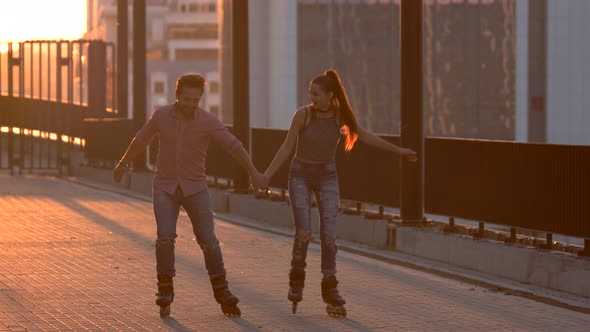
[262,70,417,317]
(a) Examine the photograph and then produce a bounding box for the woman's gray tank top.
[295,106,341,162]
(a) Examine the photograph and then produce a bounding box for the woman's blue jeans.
[288,158,340,276]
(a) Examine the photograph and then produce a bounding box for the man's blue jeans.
[153,186,226,279]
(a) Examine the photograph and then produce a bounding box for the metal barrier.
[425,137,590,243]
[0,40,116,111]
[0,97,86,175]
[0,40,117,174]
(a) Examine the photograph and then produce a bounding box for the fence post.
[117,0,129,118]
[579,239,590,257]
[400,0,425,224]
[231,0,251,193]
[87,41,107,118]
[133,0,147,171]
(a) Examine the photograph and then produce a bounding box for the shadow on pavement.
[162,317,194,332]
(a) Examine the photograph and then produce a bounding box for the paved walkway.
[1,174,589,331]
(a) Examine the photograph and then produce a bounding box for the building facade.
[86,0,221,120]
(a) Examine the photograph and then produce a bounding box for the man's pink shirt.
[135,104,242,196]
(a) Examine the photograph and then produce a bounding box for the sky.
[0,0,87,42]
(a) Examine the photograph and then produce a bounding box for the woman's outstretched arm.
[357,127,418,162]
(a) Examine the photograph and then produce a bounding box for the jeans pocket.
[324,162,337,175]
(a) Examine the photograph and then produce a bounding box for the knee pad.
[199,240,220,253]
[291,237,310,269]
[155,238,176,250]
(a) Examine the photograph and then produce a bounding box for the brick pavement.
[1,174,589,331]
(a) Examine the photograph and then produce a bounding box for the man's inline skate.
[155,275,174,318]
[211,276,241,317]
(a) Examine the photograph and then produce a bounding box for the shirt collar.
[171,103,197,120]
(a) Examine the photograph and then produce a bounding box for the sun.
[0,0,87,43]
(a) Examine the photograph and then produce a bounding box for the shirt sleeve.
[134,109,160,145]
[208,114,243,153]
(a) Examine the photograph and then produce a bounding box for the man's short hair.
[176,74,206,98]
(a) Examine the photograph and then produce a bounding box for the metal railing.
[0,40,121,175]
[425,137,590,245]
[214,129,589,253]
[0,40,116,111]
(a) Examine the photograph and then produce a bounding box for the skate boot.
[288,269,305,314]
[211,276,241,317]
[321,275,346,317]
[288,237,309,314]
[155,275,174,318]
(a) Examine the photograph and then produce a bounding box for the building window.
[154,81,165,94]
[209,81,219,94]
[169,24,218,40]
[147,48,165,60]
[175,49,218,60]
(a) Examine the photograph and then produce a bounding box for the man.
[113,74,264,318]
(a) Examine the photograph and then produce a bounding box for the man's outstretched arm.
[113,138,148,183]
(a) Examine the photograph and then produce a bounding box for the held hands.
[260,173,271,190]
[399,148,418,162]
[262,173,271,190]
[250,171,270,191]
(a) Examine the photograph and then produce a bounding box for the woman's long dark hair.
[311,69,359,151]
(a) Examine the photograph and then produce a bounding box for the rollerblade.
[288,269,305,314]
[288,237,309,314]
[321,275,346,317]
[211,276,241,317]
[155,275,174,318]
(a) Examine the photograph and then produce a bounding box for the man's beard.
[181,105,196,115]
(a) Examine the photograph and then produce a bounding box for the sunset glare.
[0,0,87,43]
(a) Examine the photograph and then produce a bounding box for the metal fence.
[212,129,590,250]
[0,40,119,174]
[425,138,590,240]
[0,40,116,111]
